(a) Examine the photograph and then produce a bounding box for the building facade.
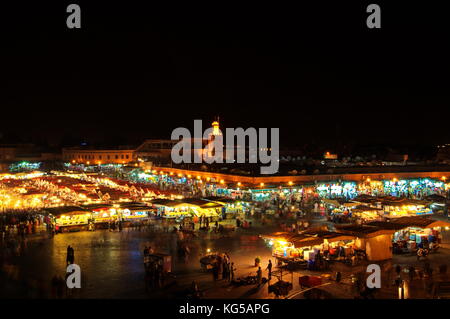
[62,148,135,164]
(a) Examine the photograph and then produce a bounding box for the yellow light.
[288,181,293,186]
[366,178,371,182]
[187,175,192,178]
[260,182,264,187]
[237,182,241,186]
[86,161,90,165]
[220,179,224,184]
[178,173,182,177]
[442,176,447,181]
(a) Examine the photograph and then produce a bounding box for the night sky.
[1,1,449,150]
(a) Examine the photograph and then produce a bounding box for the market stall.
[350,205,384,223]
[336,225,397,261]
[381,198,432,218]
[149,198,223,220]
[49,206,92,231]
[117,202,154,221]
[369,217,450,254]
[204,196,250,219]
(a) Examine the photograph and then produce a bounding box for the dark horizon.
[2,1,449,149]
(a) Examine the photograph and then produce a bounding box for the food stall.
[336,225,397,261]
[262,230,360,269]
[369,217,450,254]
[350,205,384,223]
[204,196,250,219]
[322,199,358,223]
[49,206,92,232]
[150,198,223,220]
[381,198,432,218]
[118,202,154,221]
[80,203,116,226]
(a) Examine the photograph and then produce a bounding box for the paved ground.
[1,216,449,299]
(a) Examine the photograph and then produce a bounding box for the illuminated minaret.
[206,117,222,160]
[211,116,221,137]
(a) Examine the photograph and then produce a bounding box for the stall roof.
[303,231,356,242]
[119,203,152,210]
[178,198,224,209]
[352,205,383,212]
[45,206,88,216]
[203,196,237,203]
[424,194,447,204]
[81,203,113,210]
[388,216,450,229]
[351,195,379,204]
[335,225,396,238]
[322,198,353,207]
[365,221,406,231]
[290,236,324,248]
[381,198,430,207]
[263,231,354,247]
[149,199,181,207]
[261,232,299,242]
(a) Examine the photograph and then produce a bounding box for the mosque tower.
[211,116,222,137]
[205,116,222,160]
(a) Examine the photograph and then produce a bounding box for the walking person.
[212,263,219,281]
[223,261,229,281]
[184,245,190,264]
[256,266,262,287]
[69,246,75,264]
[66,245,72,265]
[230,262,236,282]
[266,260,272,280]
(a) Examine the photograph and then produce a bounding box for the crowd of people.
[0,210,50,240]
